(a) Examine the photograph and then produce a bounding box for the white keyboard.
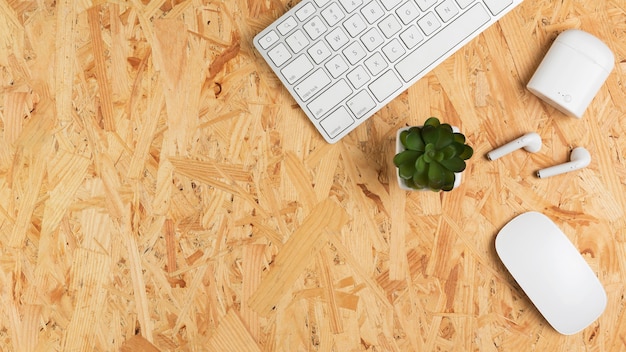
[254,0,523,143]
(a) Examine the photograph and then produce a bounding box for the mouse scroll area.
[495,212,606,335]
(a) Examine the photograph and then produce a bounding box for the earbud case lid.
[555,30,615,73]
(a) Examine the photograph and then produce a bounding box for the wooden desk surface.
[1,0,625,350]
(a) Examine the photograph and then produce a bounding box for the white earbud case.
[527,30,614,118]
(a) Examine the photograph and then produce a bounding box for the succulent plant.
[394,117,474,192]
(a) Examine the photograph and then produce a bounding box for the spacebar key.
[395,4,491,82]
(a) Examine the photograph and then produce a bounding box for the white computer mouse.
[495,212,606,335]
[527,29,615,118]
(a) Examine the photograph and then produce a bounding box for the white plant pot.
[395,126,462,191]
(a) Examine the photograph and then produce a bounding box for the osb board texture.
[0,0,625,351]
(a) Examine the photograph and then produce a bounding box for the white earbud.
[537,147,591,178]
[487,132,542,161]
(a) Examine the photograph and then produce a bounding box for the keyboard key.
[483,0,513,15]
[396,2,420,24]
[378,15,402,38]
[382,39,406,62]
[281,55,314,84]
[304,16,328,40]
[277,16,298,35]
[307,80,353,119]
[321,3,345,26]
[364,52,388,76]
[400,25,424,49]
[415,0,437,11]
[267,43,292,66]
[369,70,402,102]
[418,12,442,35]
[325,55,349,78]
[344,13,368,37]
[361,1,385,24]
[347,90,376,118]
[296,2,316,21]
[347,66,371,88]
[325,27,350,50]
[295,69,332,101]
[320,107,354,139]
[396,4,490,82]
[361,27,385,51]
[258,30,279,49]
[436,0,459,22]
[380,0,403,11]
[340,0,363,13]
[314,0,331,6]
[343,41,367,65]
[455,0,474,9]
[286,30,310,53]
[308,41,332,64]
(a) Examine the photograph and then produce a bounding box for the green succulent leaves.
[394,117,474,192]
